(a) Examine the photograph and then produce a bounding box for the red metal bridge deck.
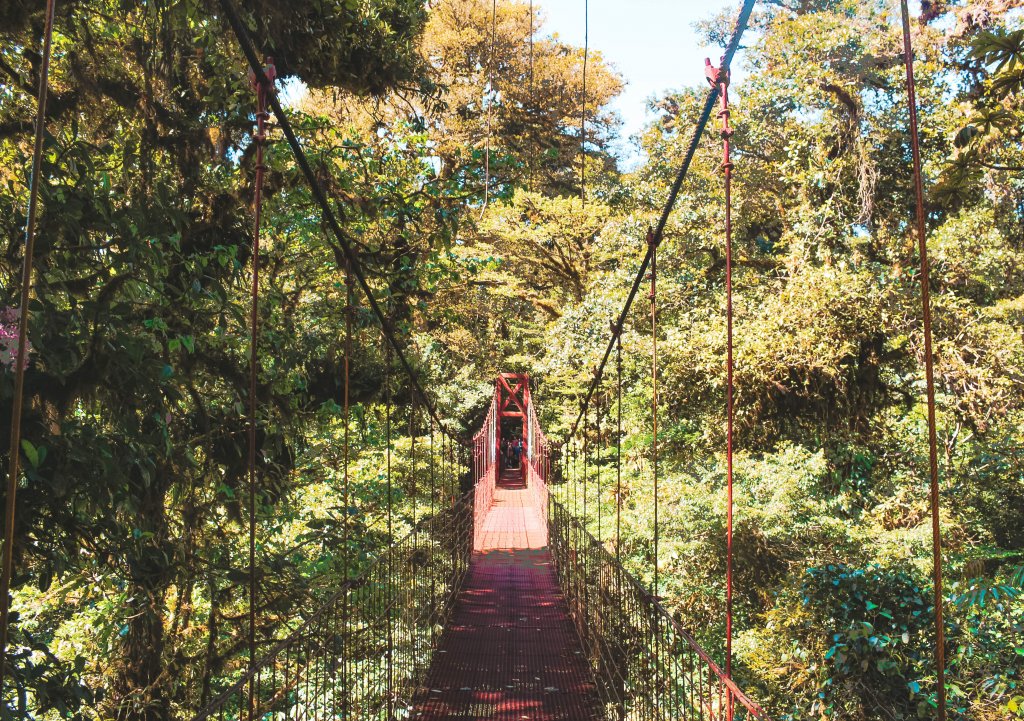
[413,470,602,721]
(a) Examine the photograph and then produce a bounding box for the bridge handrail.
[192,492,474,721]
[549,498,768,719]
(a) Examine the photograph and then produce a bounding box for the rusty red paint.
[414,470,601,721]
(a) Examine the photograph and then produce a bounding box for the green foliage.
[2,0,1023,718]
[798,564,936,719]
[539,1,1024,719]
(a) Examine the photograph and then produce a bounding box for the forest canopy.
[1,0,1023,719]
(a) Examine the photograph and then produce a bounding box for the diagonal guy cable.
[566,0,757,440]
[216,0,463,444]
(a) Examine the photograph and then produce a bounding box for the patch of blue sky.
[536,0,746,168]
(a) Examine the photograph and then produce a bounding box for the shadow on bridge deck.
[413,470,601,720]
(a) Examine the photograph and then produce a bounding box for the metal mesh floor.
[413,472,601,720]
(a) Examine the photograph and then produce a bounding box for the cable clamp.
[248,55,278,92]
[704,56,730,88]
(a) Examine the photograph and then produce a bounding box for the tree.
[0,1,438,717]
[420,0,623,197]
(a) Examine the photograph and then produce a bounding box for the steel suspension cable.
[707,55,737,713]
[384,342,394,719]
[650,234,663,716]
[583,410,589,528]
[528,0,535,191]
[216,0,461,446]
[573,438,578,516]
[440,431,447,506]
[899,3,946,718]
[649,230,659,597]
[595,385,602,544]
[446,432,454,505]
[580,0,589,205]
[569,436,577,516]
[429,420,436,520]
[428,416,437,651]
[410,398,417,537]
[246,56,275,721]
[615,332,623,565]
[572,440,579,520]
[564,0,756,441]
[482,0,497,212]
[341,262,353,721]
[0,0,56,691]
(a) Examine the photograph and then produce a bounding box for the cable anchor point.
[248,57,277,128]
[247,55,278,93]
[704,56,730,89]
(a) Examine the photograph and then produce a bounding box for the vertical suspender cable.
[342,263,353,721]
[577,436,581,518]
[384,342,394,719]
[217,0,466,443]
[583,409,589,527]
[576,439,582,519]
[411,398,417,535]
[0,0,56,690]
[648,229,659,597]
[615,333,623,565]
[580,0,589,205]
[593,389,598,540]
[407,398,417,680]
[648,227,662,715]
[707,55,736,715]
[482,0,497,213]
[429,417,436,650]
[246,55,275,721]
[442,432,448,505]
[528,0,535,191]
[899,4,946,718]
[564,0,756,441]
[613,334,625,719]
[430,421,436,519]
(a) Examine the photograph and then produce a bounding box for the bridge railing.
[524,394,550,533]
[193,493,473,721]
[548,499,767,721]
[472,396,498,548]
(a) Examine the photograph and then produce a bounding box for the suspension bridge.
[190,373,765,721]
[1,0,952,718]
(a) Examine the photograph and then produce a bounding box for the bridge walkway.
[413,469,602,721]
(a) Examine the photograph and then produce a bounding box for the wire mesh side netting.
[547,499,766,721]
[194,494,474,721]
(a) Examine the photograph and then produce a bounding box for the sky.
[532,0,740,162]
[282,1,744,164]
